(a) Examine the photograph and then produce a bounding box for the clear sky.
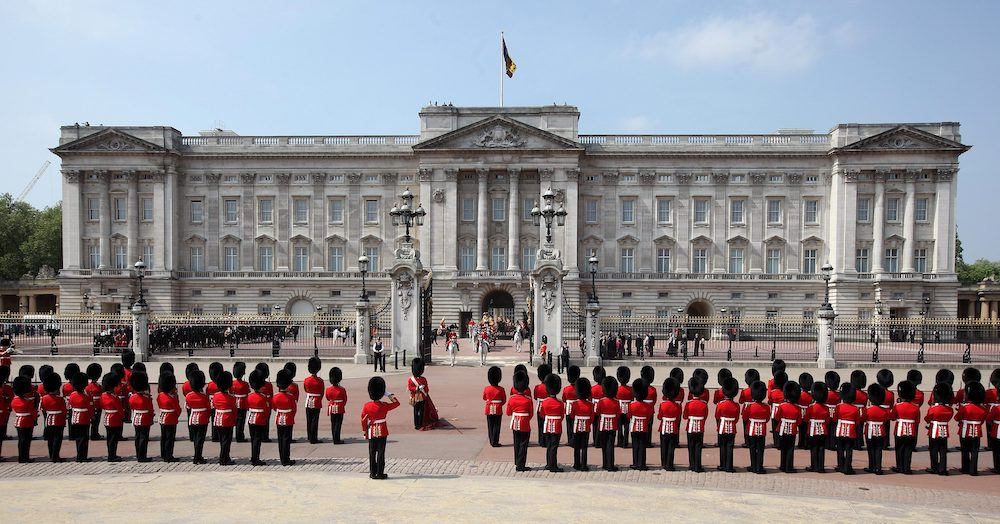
[1,0,997,259]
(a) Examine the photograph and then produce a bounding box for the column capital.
[787,172,803,185]
[599,170,617,185]
[842,168,861,182]
[276,173,292,185]
[711,171,729,185]
[240,172,256,185]
[346,172,362,185]
[476,167,490,179]
[418,168,434,182]
[94,170,110,183]
[873,168,891,182]
[507,167,521,179]
[935,168,956,182]
[205,172,221,185]
[539,168,555,181]
[381,172,398,185]
[748,171,765,184]
[566,168,581,181]
[311,172,328,184]
[904,168,921,182]
[62,169,81,183]
[444,168,458,181]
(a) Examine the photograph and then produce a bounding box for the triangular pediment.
[51,128,168,155]
[801,235,824,244]
[289,234,312,243]
[254,234,276,243]
[412,115,583,151]
[691,235,713,244]
[359,234,383,244]
[726,235,749,245]
[580,234,603,245]
[653,234,676,245]
[616,234,640,244]
[220,234,242,243]
[835,125,970,153]
[325,234,347,243]
[764,235,786,245]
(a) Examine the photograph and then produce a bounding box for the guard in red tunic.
[862,384,889,475]
[684,377,709,473]
[953,367,981,406]
[507,371,533,471]
[206,362,224,443]
[714,369,733,405]
[510,364,532,398]
[533,364,552,446]
[849,371,868,452]
[615,366,633,448]
[156,373,180,462]
[925,382,953,475]
[743,381,771,474]
[100,373,125,462]
[690,369,710,402]
[955,382,987,475]
[767,360,786,392]
[84,364,104,442]
[255,363,274,443]
[303,357,324,444]
[283,362,300,403]
[988,385,1000,474]
[657,378,682,471]
[212,371,237,465]
[408,358,431,432]
[796,373,815,450]
[62,363,80,407]
[109,364,129,432]
[928,369,955,407]
[483,366,506,447]
[640,366,657,449]
[561,366,580,445]
[805,382,830,473]
[361,376,400,479]
[875,369,895,449]
[568,377,593,471]
[246,370,271,466]
[988,369,1000,461]
[185,370,210,464]
[627,378,653,470]
[740,369,760,448]
[325,367,347,444]
[715,377,740,473]
[539,374,565,472]
[669,368,685,402]
[67,372,91,462]
[0,366,11,450]
[128,372,154,462]
[273,369,297,466]
[823,371,841,451]
[833,383,861,475]
[40,371,66,462]
[775,381,802,473]
[889,380,919,474]
[11,376,36,463]
[595,376,619,471]
[590,366,606,448]
[906,369,926,407]
[230,362,250,443]
[767,371,787,449]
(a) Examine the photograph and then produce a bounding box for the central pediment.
[51,128,169,155]
[412,115,583,152]
[833,125,970,154]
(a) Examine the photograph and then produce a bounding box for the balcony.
[593,272,823,281]
[578,133,830,152]
[174,271,389,279]
[453,270,525,279]
[179,135,419,152]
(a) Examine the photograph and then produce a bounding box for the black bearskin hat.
[19,365,34,380]
[798,373,814,393]
[849,370,867,389]
[133,362,146,375]
[991,368,1000,388]
[906,369,923,386]
[42,371,61,394]
[966,382,986,405]
[329,366,343,385]
[575,377,591,400]
[129,371,149,393]
[121,350,135,368]
[0,365,9,384]
[215,371,233,393]
[513,372,529,393]
[641,366,655,388]
[772,371,788,389]
[693,368,708,384]
[688,377,705,398]
[159,362,174,378]
[12,375,31,397]
[824,371,841,390]
[567,365,581,384]
[101,372,119,393]
[248,370,265,392]
[86,363,102,381]
[603,376,619,399]
[38,364,53,381]
[935,368,954,386]
[284,361,297,378]
[64,363,80,382]
[514,364,527,377]
[110,363,124,379]
[932,383,953,405]
[308,356,322,375]
[632,379,647,402]
[839,383,856,405]
[368,376,386,400]
[876,369,894,389]
[255,362,270,379]
[189,369,206,392]
[411,358,425,378]
[722,377,740,400]
[783,381,801,405]
[662,377,679,401]
[185,362,199,381]
[811,381,828,405]
[232,362,246,380]
[616,366,631,385]
[593,366,606,383]
[209,361,223,381]
[744,368,760,387]
[544,373,561,397]
[897,380,916,402]
[669,367,684,384]
[158,372,176,394]
[867,384,885,407]
[718,368,732,386]
[771,359,786,375]
[961,367,981,385]
[71,372,88,393]
[750,381,767,402]
[487,366,502,386]
[276,369,293,390]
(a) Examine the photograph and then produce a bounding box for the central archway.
[288,299,315,316]
[685,299,713,340]
[481,289,516,339]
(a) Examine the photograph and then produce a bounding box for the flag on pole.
[502,37,516,78]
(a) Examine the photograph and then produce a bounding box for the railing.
[593,272,823,281]
[453,270,525,279]
[0,313,134,356]
[856,272,940,281]
[174,270,389,279]
[180,135,420,148]
[578,134,830,147]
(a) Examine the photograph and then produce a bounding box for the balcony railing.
[174,270,389,279]
[578,134,830,148]
[453,270,525,279]
[180,135,420,148]
[593,272,823,281]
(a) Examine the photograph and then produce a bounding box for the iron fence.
[0,313,133,356]
[834,317,1000,363]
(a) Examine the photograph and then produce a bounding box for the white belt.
[248,408,265,413]
[14,411,31,416]
[574,416,590,423]
[330,399,345,403]
[960,420,981,437]
[216,409,232,413]
[719,416,737,434]
[276,409,293,413]
[190,408,207,412]
[489,400,503,403]
[233,394,248,399]
[104,409,120,413]
[894,419,916,437]
[808,419,826,436]
[865,421,884,438]
[778,418,797,436]
[372,418,386,423]
[132,410,150,414]
[72,408,89,412]
[930,420,948,438]
[306,393,321,397]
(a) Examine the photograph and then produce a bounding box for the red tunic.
[246,391,271,426]
[683,399,709,433]
[408,376,430,406]
[483,385,507,415]
[913,388,925,407]
[181,380,192,397]
[925,405,953,439]
[954,403,988,438]
[287,383,300,403]
[272,391,297,426]
[68,391,93,426]
[510,386,532,399]
[824,390,842,417]
[768,389,785,420]
[591,384,604,404]
[40,393,66,427]
[185,391,210,426]
[687,389,709,402]
[213,392,237,427]
[615,385,634,417]
[774,402,802,436]
[12,395,36,428]
[260,382,274,399]
[657,399,682,435]
[85,381,102,409]
[985,387,998,409]
[988,404,1000,439]
[804,403,830,436]
[231,379,250,410]
[206,382,219,408]
[361,396,401,438]
[61,382,74,399]
[560,385,578,414]
[881,390,895,408]
[532,383,548,413]
[303,375,325,410]
[568,399,594,433]
[506,393,533,433]
[715,399,740,434]
[739,387,753,405]
[157,392,181,425]
[128,392,154,427]
[325,385,348,415]
[890,401,921,437]
[539,396,566,434]
[100,392,124,427]
[863,405,890,438]
[627,400,654,433]
[742,402,771,437]
[595,397,620,432]
[713,388,726,405]
[833,403,861,439]
[0,383,12,424]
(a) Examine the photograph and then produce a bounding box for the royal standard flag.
[503,37,516,78]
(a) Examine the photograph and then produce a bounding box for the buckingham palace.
[51,104,968,324]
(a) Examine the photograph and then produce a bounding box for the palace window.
[258,245,274,271]
[364,199,379,224]
[620,247,635,273]
[293,246,309,271]
[224,199,239,224]
[730,199,744,224]
[522,198,535,221]
[914,248,928,273]
[491,197,506,222]
[114,243,128,269]
[224,305,239,315]
[224,246,239,271]
[802,249,818,274]
[459,244,475,271]
[765,248,782,274]
[113,197,126,221]
[142,198,153,221]
[857,197,871,222]
[886,197,900,222]
[656,248,671,273]
[258,198,273,224]
[328,198,344,224]
[142,244,154,269]
[584,200,598,224]
[461,197,475,221]
[729,248,745,274]
[490,246,506,271]
[328,245,344,272]
[656,198,672,224]
[621,199,635,224]
[364,246,380,271]
[692,248,708,273]
[804,199,819,224]
[190,199,204,223]
[915,198,929,222]
[522,243,537,271]
[189,246,204,272]
[855,248,870,273]
[693,199,709,224]
[87,198,100,221]
[293,198,309,224]
[884,248,899,273]
[766,199,782,224]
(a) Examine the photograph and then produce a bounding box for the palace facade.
[52,105,968,324]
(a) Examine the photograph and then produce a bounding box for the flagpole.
[500,31,504,108]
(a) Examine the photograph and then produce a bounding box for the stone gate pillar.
[131,301,150,362]
[531,244,565,356]
[389,243,425,363]
[354,300,371,364]
[817,305,837,369]
[585,301,601,366]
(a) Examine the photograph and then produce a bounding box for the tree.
[20,203,62,274]
[0,194,62,280]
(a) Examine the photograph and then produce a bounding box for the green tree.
[20,203,62,274]
[0,194,39,279]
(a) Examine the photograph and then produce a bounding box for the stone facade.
[51,105,969,322]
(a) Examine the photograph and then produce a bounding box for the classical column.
[27,295,36,313]
[311,173,327,270]
[62,170,82,270]
[443,169,459,272]
[901,170,917,273]
[346,172,362,271]
[785,173,802,273]
[153,170,168,271]
[711,172,728,273]
[240,173,256,270]
[276,173,291,271]
[564,168,580,276]
[829,169,860,275]
[98,171,111,269]
[871,170,887,273]
[476,167,489,271]
[164,166,179,271]
[126,171,140,267]
[206,173,221,270]
[418,168,434,268]
[932,168,955,273]
[747,172,764,273]
[981,296,990,320]
[507,168,521,271]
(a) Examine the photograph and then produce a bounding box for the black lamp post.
[588,256,599,304]
[358,255,370,301]
[820,263,834,310]
[133,258,147,308]
[389,187,426,244]
[530,187,567,244]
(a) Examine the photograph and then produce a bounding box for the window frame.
[258,198,274,224]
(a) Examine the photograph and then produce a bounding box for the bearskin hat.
[368,376,386,401]
[966,382,986,405]
[19,365,34,380]
[158,372,176,394]
[824,371,841,390]
[38,365,53,381]
[811,381,828,405]
[64,363,80,382]
[693,368,708,384]
[567,365,581,384]
[849,370,867,389]
[248,370,265,392]
[798,373,814,393]
[722,377,740,400]
[513,372,529,393]
[661,377,679,402]
[991,368,1000,389]
[932,383,953,405]
[688,377,705,398]
[255,362,270,379]
[308,356,322,375]
[121,350,135,368]
[771,359,786,375]
[750,381,767,402]
[961,367,981,385]
[616,366,631,385]
[215,371,233,393]
[641,365,655,385]
[876,369,894,389]
[0,365,9,384]
[208,361,223,382]
[744,368,760,387]
[772,370,788,389]
[575,377,591,401]
[783,381,801,405]
[159,362,174,378]
[188,369,206,392]
[897,380,916,402]
[185,362,199,381]
[71,372,89,393]
[284,361,297,379]
[328,366,343,385]
[42,371,61,394]
[867,384,885,407]
[487,366,502,386]
[514,364,527,377]
[276,369,293,390]
[110,363,125,380]
[603,376,619,399]
[411,358,425,378]
[133,362,146,375]
[86,363,103,381]
[906,369,923,386]
[669,367,684,384]
[101,372,119,393]
[129,371,149,393]
[631,379,647,402]
[839,383,856,404]
[544,373,561,397]
[232,361,246,380]
[935,368,954,386]
[593,366,606,383]
[718,368,733,386]
[12,375,31,397]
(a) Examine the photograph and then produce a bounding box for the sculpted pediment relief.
[52,128,168,154]
[413,115,583,152]
[835,125,969,153]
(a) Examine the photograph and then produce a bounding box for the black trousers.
[413,401,425,430]
[866,435,884,472]
[631,431,648,469]
[854,428,865,451]
[928,437,948,474]
[44,425,64,461]
[249,424,265,464]
[687,432,704,471]
[373,353,385,372]
[217,426,234,464]
[306,408,320,443]
[717,433,735,472]
[134,425,150,461]
[565,415,573,446]
[330,414,344,443]
[598,430,616,470]
[512,430,529,469]
[368,436,387,477]
[617,415,630,447]
[486,415,502,446]
[277,425,293,465]
[572,432,589,469]
[90,409,102,440]
[825,420,836,450]
[989,436,1000,473]
[592,420,599,448]
[160,424,176,461]
[544,432,560,470]
[747,435,766,472]
[660,433,679,470]
[105,426,122,461]
[16,427,33,462]
[797,422,809,449]
[778,435,796,472]
[211,411,218,442]
[189,424,207,461]
[536,413,544,446]
[959,437,980,474]
[808,435,827,471]
[835,437,855,473]
[236,409,248,442]
[70,424,89,461]
[894,435,916,473]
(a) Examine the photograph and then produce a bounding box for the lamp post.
[530,187,568,245]
[817,263,837,368]
[358,255,370,301]
[588,256,599,304]
[820,263,834,311]
[133,258,147,308]
[388,187,426,244]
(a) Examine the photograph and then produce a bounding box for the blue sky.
[2,0,997,259]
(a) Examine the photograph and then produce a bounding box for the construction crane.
[15,160,52,202]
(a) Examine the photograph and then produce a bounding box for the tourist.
[372,337,385,373]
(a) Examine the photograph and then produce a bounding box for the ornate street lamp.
[820,263,834,310]
[588,256,599,304]
[389,187,426,244]
[530,187,567,244]
[133,258,147,308]
[358,254,370,301]
[273,304,282,316]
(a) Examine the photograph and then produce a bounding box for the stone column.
[164,166,179,271]
[346,172,362,270]
[126,171,140,267]
[98,171,111,269]
[932,169,955,273]
[564,168,581,276]
[276,173,291,271]
[507,168,521,271]
[206,173,221,270]
[240,173,256,270]
[443,169,459,272]
[27,295,36,313]
[711,172,728,273]
[584,301,601,366]
[152,170,168,271]
[389,244,425,362]
[476,168,489,271]
[785,173,802,273]
[311,173,327,270]
[532,244,565,353]
[816,305,837,369]
[980,296,989,320]
[354,299,372,364]
[131,301,150,362]
[902,170,917,273]
[62,170,82,270]
[748,173,763,273]
[418,168,434,268]
[871,170,886,273]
